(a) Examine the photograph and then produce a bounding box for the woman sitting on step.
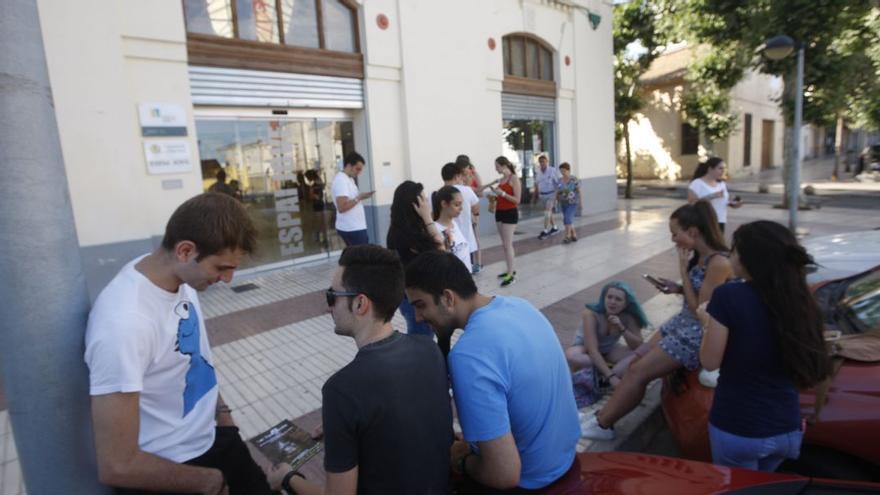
[582,201,732,441]
[565,281,650,388]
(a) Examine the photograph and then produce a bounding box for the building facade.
[37,0,616,298]
[621,45,785,181]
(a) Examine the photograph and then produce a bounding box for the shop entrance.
[195,117,356,269]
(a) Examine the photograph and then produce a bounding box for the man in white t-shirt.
[332,152,374,246]
[85,193,280,495]
[441,162,480,272]
[534,154,562,240]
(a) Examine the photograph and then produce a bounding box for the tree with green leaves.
[613,0,667,199]
[665,0,880,204]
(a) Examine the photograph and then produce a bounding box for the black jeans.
[116,426,276,495]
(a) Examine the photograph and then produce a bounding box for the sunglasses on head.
[326,287,359,307]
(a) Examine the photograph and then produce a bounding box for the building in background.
[37,0,615,298]
[621,44,786,180]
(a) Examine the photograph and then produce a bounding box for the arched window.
[501,34,555,97]
[183,0,362,78]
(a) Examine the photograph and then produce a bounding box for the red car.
[531,452,880,494]
[661,265,880,481]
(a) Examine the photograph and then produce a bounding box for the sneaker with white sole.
[549,226,560,236]
[581,414,615,440]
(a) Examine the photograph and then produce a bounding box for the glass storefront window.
[196,117,355,268]
[501,119,555,221]
[282,0,320,49]
[184,0,234,38]
[236,0,281,43]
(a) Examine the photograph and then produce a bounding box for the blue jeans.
[561,204,577,225]
[709,423,803,472]
[337,228,369,246]
[399,295,433,337]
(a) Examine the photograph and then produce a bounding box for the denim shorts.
[709,422,803,472]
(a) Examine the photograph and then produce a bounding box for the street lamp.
[761,34,804,232]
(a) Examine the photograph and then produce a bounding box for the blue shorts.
[336,229,369,246]
[561,204,577,225]
[709,423,803,472]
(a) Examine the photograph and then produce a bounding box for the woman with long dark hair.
[688,157,742,232]
[431,185,471,272]
[387,181,445,336]
[699,220,830,471]
[489,156,521,287]
[583,201,732,440]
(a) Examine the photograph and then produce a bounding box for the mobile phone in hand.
[642,273,668,292]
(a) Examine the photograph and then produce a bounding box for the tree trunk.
[624,120,633,199]
[832,114,844,180]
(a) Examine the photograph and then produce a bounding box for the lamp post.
[761,35,804,232]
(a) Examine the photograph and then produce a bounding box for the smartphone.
[642,274,668,292]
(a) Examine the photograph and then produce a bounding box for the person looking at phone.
[687,157,743,233]
[565,281,651,387]
[332,152,374,246]
[582,201,732,441]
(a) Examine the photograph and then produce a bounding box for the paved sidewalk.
[1,194,878,494]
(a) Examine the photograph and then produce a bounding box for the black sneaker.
[538,230,549,240]
[549,226,560,236]
[500,273,516,287]
[497,271,516,279]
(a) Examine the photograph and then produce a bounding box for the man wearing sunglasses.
[271,245,453,495]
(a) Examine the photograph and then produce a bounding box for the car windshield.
[838,269,880,334]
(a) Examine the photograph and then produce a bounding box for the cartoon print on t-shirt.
[175,301,217,417]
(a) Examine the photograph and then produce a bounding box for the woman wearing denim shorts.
[557,162,580,243]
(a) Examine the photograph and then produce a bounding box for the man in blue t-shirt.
[405,251,580,492]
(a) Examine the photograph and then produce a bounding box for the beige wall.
[622,67,785,180]
[38,0,202,248]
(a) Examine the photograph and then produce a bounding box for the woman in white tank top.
[687,157,742,232]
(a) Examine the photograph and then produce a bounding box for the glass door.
[195,116,356,269]
[502,119,555,220]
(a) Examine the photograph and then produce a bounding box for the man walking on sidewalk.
[85,192,279,494]
[534,154,561,240]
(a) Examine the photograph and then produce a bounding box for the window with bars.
[183,0,358,53]
[681,123,699,155]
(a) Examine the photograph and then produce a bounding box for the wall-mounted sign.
[143,140,192,175]
[138,103,188,137]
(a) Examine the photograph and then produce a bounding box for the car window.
[841,270,880,334]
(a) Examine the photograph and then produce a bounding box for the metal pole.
[789,46,804,232]
[0,1,110,493]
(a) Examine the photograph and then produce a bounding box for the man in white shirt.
[85,193,281,495]
[534,154,561,240]
[441,162,480,273]
[332,152,374,246]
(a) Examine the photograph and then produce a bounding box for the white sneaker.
[581,414,615,441]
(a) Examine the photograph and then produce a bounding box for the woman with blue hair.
[565,281,650,388]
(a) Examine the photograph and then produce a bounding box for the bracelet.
[281,471,306,495]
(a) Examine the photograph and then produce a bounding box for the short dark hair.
[344,152,365,167]
[559,162,571,171]
[338,245,404,322]
[161,193,257,260]
[405,251,477,302]
[455,154,472,168]
[441,162,463,181]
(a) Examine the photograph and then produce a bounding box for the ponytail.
[693,156,724,181]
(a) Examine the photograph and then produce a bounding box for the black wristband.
[281,471,305,495]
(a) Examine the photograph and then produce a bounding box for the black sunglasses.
[326,287,359,307]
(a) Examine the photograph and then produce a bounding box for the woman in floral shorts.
[583,201,732,440]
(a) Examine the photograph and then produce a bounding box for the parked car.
[661,230,880,481]
[530,452,880,494]
[856,144,880,175]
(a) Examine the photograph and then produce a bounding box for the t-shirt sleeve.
[449,350,510,442]
[84,312,157,395]
[707,283,735,329]
[464,186,479,207]
[322,382,360,473]
[331,174,349,201]
[688,180,702,196]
